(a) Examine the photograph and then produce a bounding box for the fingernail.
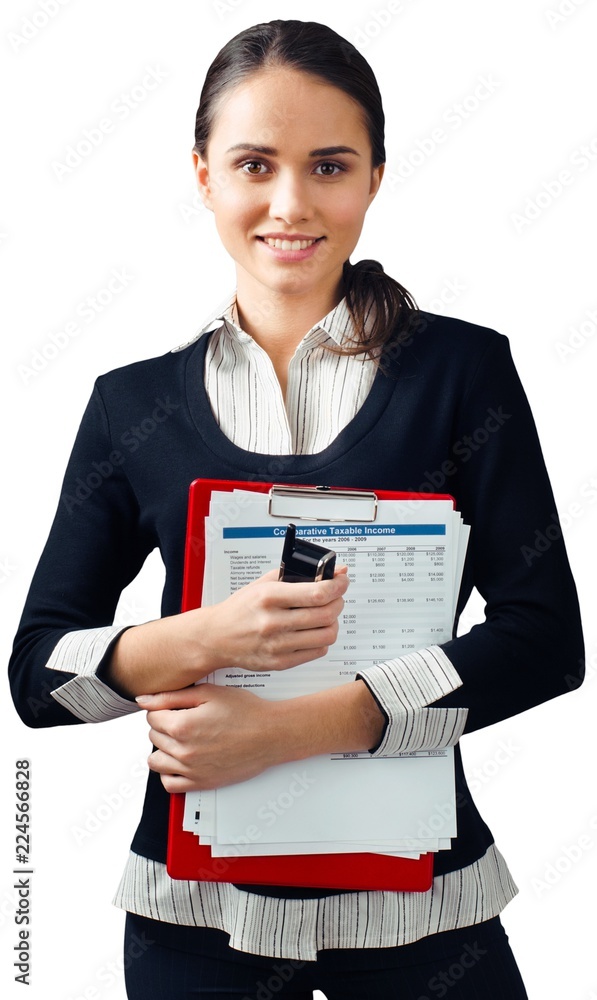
[135,695,152,705]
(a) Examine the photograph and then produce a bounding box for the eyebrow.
[225,144,361,157]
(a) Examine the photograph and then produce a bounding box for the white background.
[1,1,596,998]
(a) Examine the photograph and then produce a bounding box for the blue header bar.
[222,524,446,539]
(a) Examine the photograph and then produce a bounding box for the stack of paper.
[183,490,469,861]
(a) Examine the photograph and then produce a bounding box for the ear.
[367,162,385,206]
[192,150,214,212]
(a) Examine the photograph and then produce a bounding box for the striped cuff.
[356,646,468,756]
[46,626,141,723]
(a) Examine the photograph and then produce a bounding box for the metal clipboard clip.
[268,485,378,522]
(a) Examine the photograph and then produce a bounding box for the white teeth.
[264,237,317,250]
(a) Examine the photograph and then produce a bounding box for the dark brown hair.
[193,19,418,360]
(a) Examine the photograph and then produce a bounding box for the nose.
[268,169,313,224]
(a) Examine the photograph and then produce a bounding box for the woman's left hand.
[136,685,279,792]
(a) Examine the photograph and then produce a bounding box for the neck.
[235,279,343,359]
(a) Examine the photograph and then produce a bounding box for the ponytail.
[337,259,419,363]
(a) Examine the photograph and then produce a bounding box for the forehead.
[209,66,370,151]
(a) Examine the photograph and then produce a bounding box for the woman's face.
[193,66,384,308]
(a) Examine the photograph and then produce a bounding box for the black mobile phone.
[278,523,336,583]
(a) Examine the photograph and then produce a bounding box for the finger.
[136,685,206,711]
[144,708,183,737]
[147,747,187,777]
[285,595,345,632]
[147,727,182,756]
[144,700,208,738]
[286,623,339,651]
[263,567,282,580]
[263,565,348,582]
[249,567,281,585]
[272,644,333,670]
[159,772,205,794]
[148,751,213,793]
[274,573,350,610]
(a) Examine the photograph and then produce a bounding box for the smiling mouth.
[258,236,324,251]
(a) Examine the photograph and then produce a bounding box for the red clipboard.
[167,478,456,891]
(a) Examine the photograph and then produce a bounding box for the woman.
[9,18,583,999]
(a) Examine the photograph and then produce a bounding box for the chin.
[257,272,318,297]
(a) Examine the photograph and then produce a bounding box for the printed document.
[184,490,468,857]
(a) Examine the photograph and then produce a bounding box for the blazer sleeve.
[436,332,584,730]
[8,384,156,728]
[357,331,584,750]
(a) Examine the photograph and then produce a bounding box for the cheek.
[213,188,262,240]
[326,188,371,234]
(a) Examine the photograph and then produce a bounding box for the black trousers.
[124,912,528,999]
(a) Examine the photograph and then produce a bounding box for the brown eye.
[315,162,343,176]
[242,161,266,175]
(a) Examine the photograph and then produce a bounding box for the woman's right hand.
[197,566,349,673]
[105,566,349,699]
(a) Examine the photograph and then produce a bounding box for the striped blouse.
[199,292,378,454]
